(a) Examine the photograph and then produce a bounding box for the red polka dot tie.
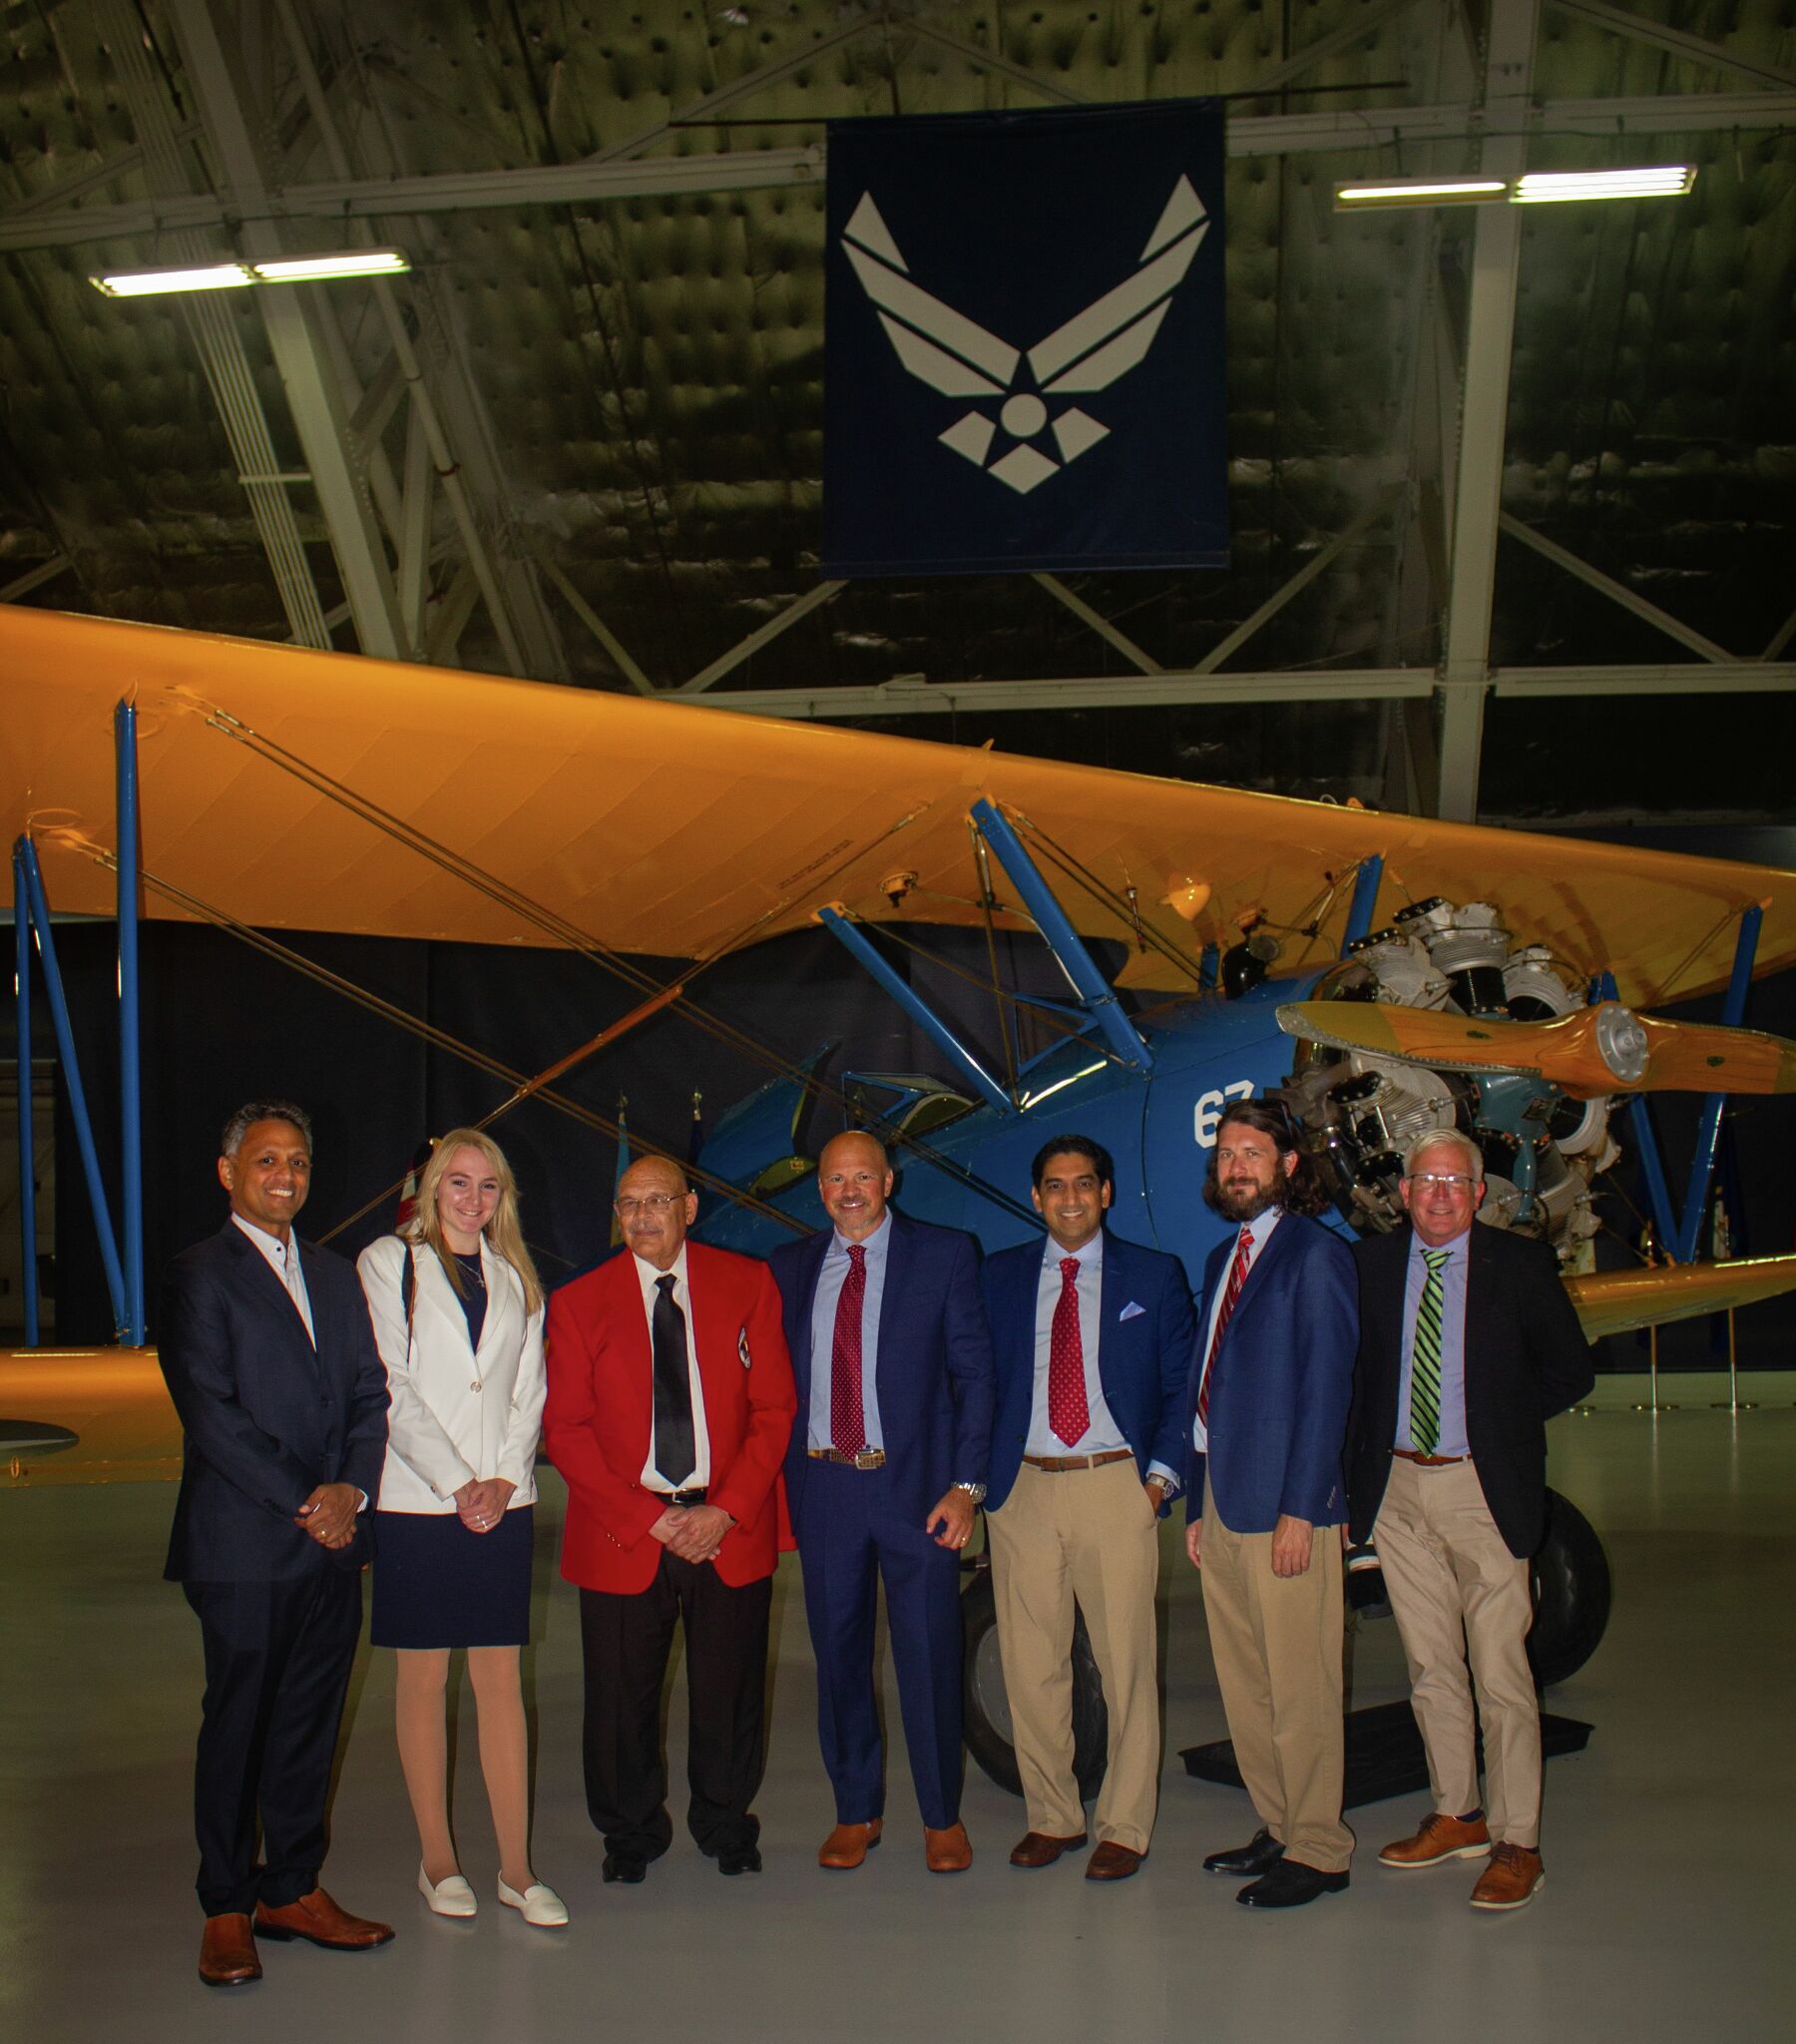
[1048,1255,1090,1447]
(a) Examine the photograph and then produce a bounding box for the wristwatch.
[953,1480,988,1505]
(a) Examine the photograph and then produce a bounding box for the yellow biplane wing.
[3,607,1794,1003]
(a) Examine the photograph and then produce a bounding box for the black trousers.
[579,1552,772,1861]
[183,1568,363,1916]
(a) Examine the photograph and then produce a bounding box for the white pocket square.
[1119,1300,1146,1321]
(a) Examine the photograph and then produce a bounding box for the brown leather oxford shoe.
[924,1821,973,1873]
[818,1819,883,1870]
[1470,1842,1545,1910]
[1085,1841,1146,1881]
[253,1887,395,1950]
[199,1913,260,1988]
[1379,1810,1491,1869]
[1009,1830,1088,1868]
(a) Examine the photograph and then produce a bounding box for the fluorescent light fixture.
[250,249,411,281]
[1335,177,1507,212]
[1511,166,1695,204]
[91,261,253,297]
[91,248,410,297]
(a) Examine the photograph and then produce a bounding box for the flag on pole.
[610,1096,631,1249]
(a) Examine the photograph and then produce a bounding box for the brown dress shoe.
[1379,1810,1491,1868]
[1085,1841,1146,1881]
[818,1819,883,1870]
[1470,1842,1545,1910]
[199,1913,260,1988]
[924,1821,973,1873]
[253,1887,395,1950]
[1009,1829,1088,1868]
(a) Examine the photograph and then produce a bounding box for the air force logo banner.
[823,99,1226,578]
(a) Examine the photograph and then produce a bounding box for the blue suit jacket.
[1184,1211,1356,1535]
[159,1223,390,1582]
[980,1229,1195,1514]
[768,1211,996,1527]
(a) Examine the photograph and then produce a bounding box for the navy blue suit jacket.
[159,1223,389,1583]
[768,1211,996,1527]
[980,1229,1195,1514]
[1184,1211,1356,1535]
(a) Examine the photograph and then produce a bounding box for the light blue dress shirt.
[1397,1228,1470,1456]
[806,1212,890,1452]
[1025,1235,1127,1457]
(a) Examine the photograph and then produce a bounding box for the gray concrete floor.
[4,1395,1793,2043]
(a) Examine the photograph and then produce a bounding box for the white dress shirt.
[806,1213,891,1453]
[632,1246,711,1490]
[1191,1207,1281,1455]
[1025,1233,1127,1456]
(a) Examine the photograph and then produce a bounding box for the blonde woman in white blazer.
[357,1129,566,1929]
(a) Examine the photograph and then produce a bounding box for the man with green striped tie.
[1344,1129,1593,1912]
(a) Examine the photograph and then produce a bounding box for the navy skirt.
[371,1504,534,1650]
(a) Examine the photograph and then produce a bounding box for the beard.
[1213,1167,1289,1222]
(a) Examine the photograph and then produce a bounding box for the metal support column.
[1674,906,1762,1265]
[13,846,39,1344]
[115,702,146,1344]
[970,801,1153,1073]
[815,906,1014,1118]
[1343,855,1385,949]
[16,838,127,1334]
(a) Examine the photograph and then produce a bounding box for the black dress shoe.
[1237,1859,1350,1908]
[716,1844,762,1876]
[1204,1829,1285,1877]
[602,1852,648,1885]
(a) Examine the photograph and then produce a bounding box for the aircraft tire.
[960,1567,1109,1799]
[1527,1486,1611,1688]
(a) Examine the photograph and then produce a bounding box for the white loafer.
[497,1875,569,1927]
[418,1865,478,1917]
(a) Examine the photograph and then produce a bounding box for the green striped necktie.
[1409,1247,1451,1455]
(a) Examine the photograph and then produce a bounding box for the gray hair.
[220,1101,313,1159]
[1403,1127,1483,1182]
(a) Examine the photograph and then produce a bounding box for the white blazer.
[357,1233,547,1515]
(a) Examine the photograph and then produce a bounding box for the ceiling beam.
[1237,0,1424,99]
[1032,575,1163,676]
[0,556,72,603]
[678,580,847,694]
[7,91,1791,254]
[1548,0,1796,94]
[1498,512,1735,664]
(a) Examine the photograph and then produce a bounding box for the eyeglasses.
[614,1193,682,1216]
[1407,1173,1478,1192]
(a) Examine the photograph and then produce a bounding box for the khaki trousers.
[987,1458,1161,1852]
[1199,1488,1352,1872]
[1374,1454,1540,1847]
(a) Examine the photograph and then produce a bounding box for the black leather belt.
[654,1486,708,1506]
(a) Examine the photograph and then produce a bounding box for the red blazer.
[543,1243,796,1594]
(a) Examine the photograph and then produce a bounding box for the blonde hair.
[406,1128,544,1313]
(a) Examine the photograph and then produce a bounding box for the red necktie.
[1196,1226,1253,1425]
[830,1243,868,1457]
[1048,1255,1090,1447]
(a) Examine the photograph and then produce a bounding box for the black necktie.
[652,1273,696,1488]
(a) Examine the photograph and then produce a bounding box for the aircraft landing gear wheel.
[960,1565,1109,1798]
[1528,1486,1611,1688]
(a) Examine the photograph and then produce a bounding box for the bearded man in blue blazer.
[1184,1099,1357,1908]
[768,1130,995,1874]
[159,1102,393,1987]
[980,1135,1194,1881]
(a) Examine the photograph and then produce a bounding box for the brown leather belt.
[808,1447,887,1469]
[1023,1448,1135,1473]
[1394,1449,1467,1467]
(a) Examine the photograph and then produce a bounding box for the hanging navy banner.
[822,99,1227,579]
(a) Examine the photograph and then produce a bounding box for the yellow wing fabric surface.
[3,606,1793,1004]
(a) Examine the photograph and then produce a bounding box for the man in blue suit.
[768,1130,995,1873]
[981,1136,1194,1881]
[1185,1099,1357,1908]
[159,1102,393,1986]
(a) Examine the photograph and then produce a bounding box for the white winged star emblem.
[840,176,1210,495]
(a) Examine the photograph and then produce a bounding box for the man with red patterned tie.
[979,1137,1195,1880]
[1184,1100,1358,1908]
[768,1131,995,1873]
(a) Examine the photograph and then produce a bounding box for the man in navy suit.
[159,1103,393,1987]
[1185,1099,1357,1908]
[981,1136,1194,1880]
[768,1130,995,1873]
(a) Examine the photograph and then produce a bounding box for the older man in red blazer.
[544,1155,795,1883]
